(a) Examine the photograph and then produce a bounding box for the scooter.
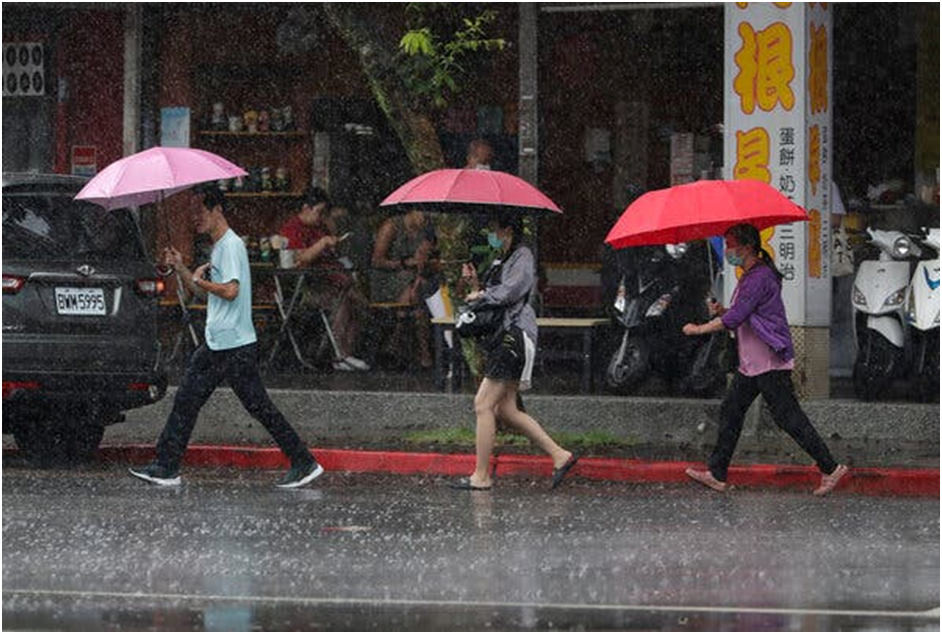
[851,228,920,400]
[605,241,725,396]
[904,227,940,401]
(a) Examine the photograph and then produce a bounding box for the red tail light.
[2,381,40,399]
[2,274,26,294]
[135,278,165,297]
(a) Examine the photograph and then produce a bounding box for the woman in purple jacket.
[682,223,849,496]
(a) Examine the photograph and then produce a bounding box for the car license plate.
[55,287,106,315]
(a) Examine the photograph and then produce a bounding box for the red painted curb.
[65,445,940,498]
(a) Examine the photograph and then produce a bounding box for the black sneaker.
[129,463,181,486]
[275,462,325,489]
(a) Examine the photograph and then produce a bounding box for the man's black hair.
[196,183,228,213]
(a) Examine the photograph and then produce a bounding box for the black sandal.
[551,455,579,489]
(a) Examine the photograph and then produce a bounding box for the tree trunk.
[322,3,446,175]
[325,4,488,382]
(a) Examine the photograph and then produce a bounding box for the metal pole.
[123,3,142,156]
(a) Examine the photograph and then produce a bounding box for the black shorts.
[484,326,526,382]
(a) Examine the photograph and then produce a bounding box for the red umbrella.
[605,180,808,249]
[380,169,562,214]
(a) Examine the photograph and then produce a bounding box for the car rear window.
[2,193,145,261]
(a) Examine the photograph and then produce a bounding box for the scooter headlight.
[852,285,867,308]
[892,236,913,258]
[882,287,907,308]
[666,243,688,259]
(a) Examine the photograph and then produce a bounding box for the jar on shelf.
[246,167,262,192]
[282,106,295,131]
[210,102,226,131]
[260,167,273,192]
[270,108,284,132]
[244,110,259,134]
[275,167,290,192]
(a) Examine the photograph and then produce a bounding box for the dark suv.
[2,173,167,463]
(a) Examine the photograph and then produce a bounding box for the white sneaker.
[343,356,370,371]
[275,462,325,489]
[332,359,355,372]
[129,464,181,486]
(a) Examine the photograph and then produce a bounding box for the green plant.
[399,5,506,108]
[403,428,638,451]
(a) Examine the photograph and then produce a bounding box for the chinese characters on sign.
[726,3,833,325]
[733,22,796,115]
[734,128,771,182]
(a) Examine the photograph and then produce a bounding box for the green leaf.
[399,28,435,56]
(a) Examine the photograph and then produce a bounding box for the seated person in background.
[370,209,435,368]
[279,187,369,372]
[465,138,493,171]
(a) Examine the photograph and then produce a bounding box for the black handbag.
[455,260,506,340]
[455,300,505,340]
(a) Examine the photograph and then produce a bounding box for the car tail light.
[2,381,40,399]
[135,278,165,297]
[2,274,26,294]
[128,382,161,400]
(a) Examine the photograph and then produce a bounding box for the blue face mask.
[725,250,744,267]
[487,232,503,250]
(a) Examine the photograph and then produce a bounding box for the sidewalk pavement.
[4,388,937,496]
[105,387,939,467]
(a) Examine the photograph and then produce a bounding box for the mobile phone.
[338,232,353,243]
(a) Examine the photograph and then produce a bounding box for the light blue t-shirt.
[205,229,257,350]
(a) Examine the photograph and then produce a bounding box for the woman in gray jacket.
[452,212,578,491]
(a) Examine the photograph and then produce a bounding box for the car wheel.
[11,417,105,467]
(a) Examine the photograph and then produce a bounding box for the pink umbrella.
[605,179,807,249]
[74,146,247,210]
[380,169,562,214]
[74,147,246,348]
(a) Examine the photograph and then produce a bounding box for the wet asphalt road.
[2,465,939,631]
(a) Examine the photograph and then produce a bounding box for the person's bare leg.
[344,297,361,356]
[330,302,351,358]
[470,378,506,487]
[496,382,571,469]
[415,308,432,368]
[332,296,358,358]
[386,286,416,362]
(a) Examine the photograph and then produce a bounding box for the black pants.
[156,343,313,472]
[709,370,838,481]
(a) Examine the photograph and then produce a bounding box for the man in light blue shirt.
[130,186,323,488]
[204,224,256,351]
